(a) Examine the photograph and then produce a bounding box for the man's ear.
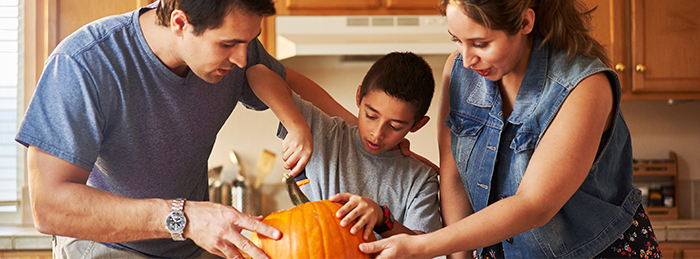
[170,9,188,36]
[356,85,362,108]
[409,116,430,132]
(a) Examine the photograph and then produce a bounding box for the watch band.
[373,205,395,234]
[169,198,186,241]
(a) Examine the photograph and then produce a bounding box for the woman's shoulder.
[546,48,613,90]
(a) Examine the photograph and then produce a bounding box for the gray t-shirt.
[278,94,441,236]
[15,2,285,258]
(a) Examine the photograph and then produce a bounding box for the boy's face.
[175,8,262,83]
[356,88,424,155]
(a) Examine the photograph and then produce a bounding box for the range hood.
[275,15,456,60]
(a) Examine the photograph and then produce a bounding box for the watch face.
[166,211,186,232]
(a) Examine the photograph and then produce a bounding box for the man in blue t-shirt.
[15,1,355,258]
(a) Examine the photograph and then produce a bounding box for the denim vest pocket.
[446,110,487,184]
[509,129,539,153]
[445,110,487,137]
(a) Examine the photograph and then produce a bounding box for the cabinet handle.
[615,63,626,72]
[636,64,646,73]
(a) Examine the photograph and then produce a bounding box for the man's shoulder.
[54,11,136,57]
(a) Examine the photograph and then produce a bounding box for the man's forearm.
[28,146,170,242]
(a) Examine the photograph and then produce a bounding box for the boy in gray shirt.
[247,52,441,241]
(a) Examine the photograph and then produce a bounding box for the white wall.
[209,55,700,217]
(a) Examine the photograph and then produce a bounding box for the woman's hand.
[330,193,383,241]
[359,234,425,259]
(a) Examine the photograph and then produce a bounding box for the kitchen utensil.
[253,149,276,189]
[229,150,245,178]
[284,170,309,206]
[207,166,223,203]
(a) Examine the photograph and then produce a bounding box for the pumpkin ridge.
[314,201,330,258]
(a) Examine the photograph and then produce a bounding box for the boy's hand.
[330,193,382,241]
[281,123,313,177]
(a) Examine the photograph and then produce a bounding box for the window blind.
[0,0,20,213]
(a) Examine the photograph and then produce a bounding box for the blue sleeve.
[15,53,103,171]
[238,38,287,111]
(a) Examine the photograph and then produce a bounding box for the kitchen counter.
[652,219,700,242]
[0,225,51,250]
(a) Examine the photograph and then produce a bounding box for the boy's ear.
[409,116,430,133]
[355,85,362,108]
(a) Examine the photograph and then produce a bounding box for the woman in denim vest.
[359,0,661,258]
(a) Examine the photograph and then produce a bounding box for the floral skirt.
[476,205,661,259]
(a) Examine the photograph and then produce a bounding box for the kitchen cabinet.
[658,242,700,258]
[275,0,441,15]
[583,0,700,100]
[25,0,155,104]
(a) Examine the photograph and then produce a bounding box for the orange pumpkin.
[251,200,376,259]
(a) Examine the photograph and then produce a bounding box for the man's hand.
[184,201,281,259]
[330,193,382,241]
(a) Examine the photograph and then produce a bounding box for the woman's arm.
[438,51,474,259]
[435,71,616,254]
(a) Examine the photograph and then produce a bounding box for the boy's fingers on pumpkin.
[363,221,374,240]
[330,193,351,204]
[335,196,356,218]
[350,214,368,234]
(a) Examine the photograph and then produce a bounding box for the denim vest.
[445,38,641,258]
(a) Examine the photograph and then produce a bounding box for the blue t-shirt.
[15,3,285,258]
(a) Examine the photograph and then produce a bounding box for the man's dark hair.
[359,52,435,124]
[156,0,276,36]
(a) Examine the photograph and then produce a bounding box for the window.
[0,0,22,224]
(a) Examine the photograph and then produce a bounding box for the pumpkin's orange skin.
[251,200,376,259]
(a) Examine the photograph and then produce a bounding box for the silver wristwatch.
[164,198,187,241]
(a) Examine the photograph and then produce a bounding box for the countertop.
[0,225,51,250]
[1,220,699,251]
[651,219,700,242]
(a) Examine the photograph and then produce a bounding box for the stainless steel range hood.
[275,15,456,60]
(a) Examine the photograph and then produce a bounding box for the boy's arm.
[246,64,312,176]
[285,67,358,126]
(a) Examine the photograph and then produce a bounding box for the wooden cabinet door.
[285,0,381,9]
[631,0,700,93]
[683,249,700,258]
[582,0,630,94]
[55,0,154,43]
[386,0,440,9]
